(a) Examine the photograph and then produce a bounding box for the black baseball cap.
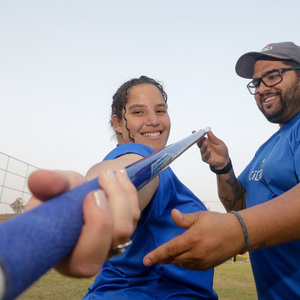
[235,42,300,79]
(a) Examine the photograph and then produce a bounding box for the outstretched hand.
[143,209,244,270]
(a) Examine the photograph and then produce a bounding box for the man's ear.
[112,114,122,134]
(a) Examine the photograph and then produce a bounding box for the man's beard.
[259,80,300,124]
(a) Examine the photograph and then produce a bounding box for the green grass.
[18,261,257,299]
[18,271,94,299]
[214,262,257,299]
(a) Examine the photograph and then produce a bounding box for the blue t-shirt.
[238,113,300,299]
[83,143,217,299]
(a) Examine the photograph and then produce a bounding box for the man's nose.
[257,80,271,95]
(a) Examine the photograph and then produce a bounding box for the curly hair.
[110,76,168,141]
[110,76,168,124]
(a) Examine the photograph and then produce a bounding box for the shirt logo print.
[248,159,265,181]
[260,159,265,169]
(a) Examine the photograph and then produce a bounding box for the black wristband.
[209,158,232,174]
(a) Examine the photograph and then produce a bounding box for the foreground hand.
[26,169,139,277]
[143,209,244,270]
[197,131,230,169]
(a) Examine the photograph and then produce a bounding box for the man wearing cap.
[144,42,300,299]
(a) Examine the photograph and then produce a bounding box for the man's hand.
[197,131,230,169]
[143,209,244,270]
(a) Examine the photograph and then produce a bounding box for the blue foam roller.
[0,178,99,300]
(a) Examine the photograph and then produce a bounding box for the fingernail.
[118,168,128,178]
[93,190,108,209]
[144,258,152,266]
[105,168,117,181]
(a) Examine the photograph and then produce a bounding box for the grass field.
[18,259,257,299]
[1,217,257,299]
[213,262,257,299]
[1,218,256,299]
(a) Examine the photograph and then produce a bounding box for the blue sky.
[1,0,299,212]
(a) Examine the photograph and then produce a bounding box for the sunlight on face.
[253,60,300,126]
[114,84,171,151]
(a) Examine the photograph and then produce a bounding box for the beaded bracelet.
[229,211,250,254]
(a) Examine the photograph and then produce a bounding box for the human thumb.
[171,209,197,229]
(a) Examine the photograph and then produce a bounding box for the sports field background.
[18,255,257,299]
[1,152,257,299]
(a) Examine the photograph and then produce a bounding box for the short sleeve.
[103,143,155,161]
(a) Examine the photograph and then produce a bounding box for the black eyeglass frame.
[247,67,300,95]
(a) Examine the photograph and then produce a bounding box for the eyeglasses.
[247,67,300,95]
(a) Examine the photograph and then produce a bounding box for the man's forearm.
[241,183,300,251]
[216,169,245,212]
